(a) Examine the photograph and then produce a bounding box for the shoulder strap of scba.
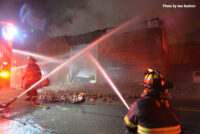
[155,98,180,124]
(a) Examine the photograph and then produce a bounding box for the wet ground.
[0,88,200,134]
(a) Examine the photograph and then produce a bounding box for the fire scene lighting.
[14,18,137,101]
[2,22,18,41]
[0,71,10,78]
[87,52,130,110]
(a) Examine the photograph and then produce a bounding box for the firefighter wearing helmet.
[22,56,42,101]
[124,69,182,134]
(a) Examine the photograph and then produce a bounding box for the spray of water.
[12,51,71,71]
[16,18,137,100]
[13,49,60,63]
[11,65,26,70]
[87,52,130,110]
[11,62,46,71]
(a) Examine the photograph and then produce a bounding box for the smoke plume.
[44,0,199,44]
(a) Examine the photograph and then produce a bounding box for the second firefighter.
[22,56,42,101]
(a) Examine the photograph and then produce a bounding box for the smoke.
[45,0,89,36]
[0,0,199,43]
[33,0,199,44]
[159,0,200,44]
[46,0,160,36]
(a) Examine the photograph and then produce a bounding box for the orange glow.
[161,80,165,86]
[0,71,10,78]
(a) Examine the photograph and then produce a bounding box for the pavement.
[0,88,199,134]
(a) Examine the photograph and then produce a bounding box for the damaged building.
[36,18,200,86]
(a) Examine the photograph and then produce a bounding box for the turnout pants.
[25,81,38,99]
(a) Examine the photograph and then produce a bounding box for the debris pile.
[38,82,144,104]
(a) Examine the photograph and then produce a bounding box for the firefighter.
[22,56,42,101]
[124,69,182,134]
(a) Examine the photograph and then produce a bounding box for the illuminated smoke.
[87,52,130,110]
[46,0,199,43]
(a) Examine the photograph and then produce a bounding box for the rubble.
[37,82,145,104]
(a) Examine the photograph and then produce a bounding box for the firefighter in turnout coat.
[22,56,42,101]
[124,69,182,134]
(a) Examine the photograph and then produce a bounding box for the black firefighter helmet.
[144,69,173,92]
